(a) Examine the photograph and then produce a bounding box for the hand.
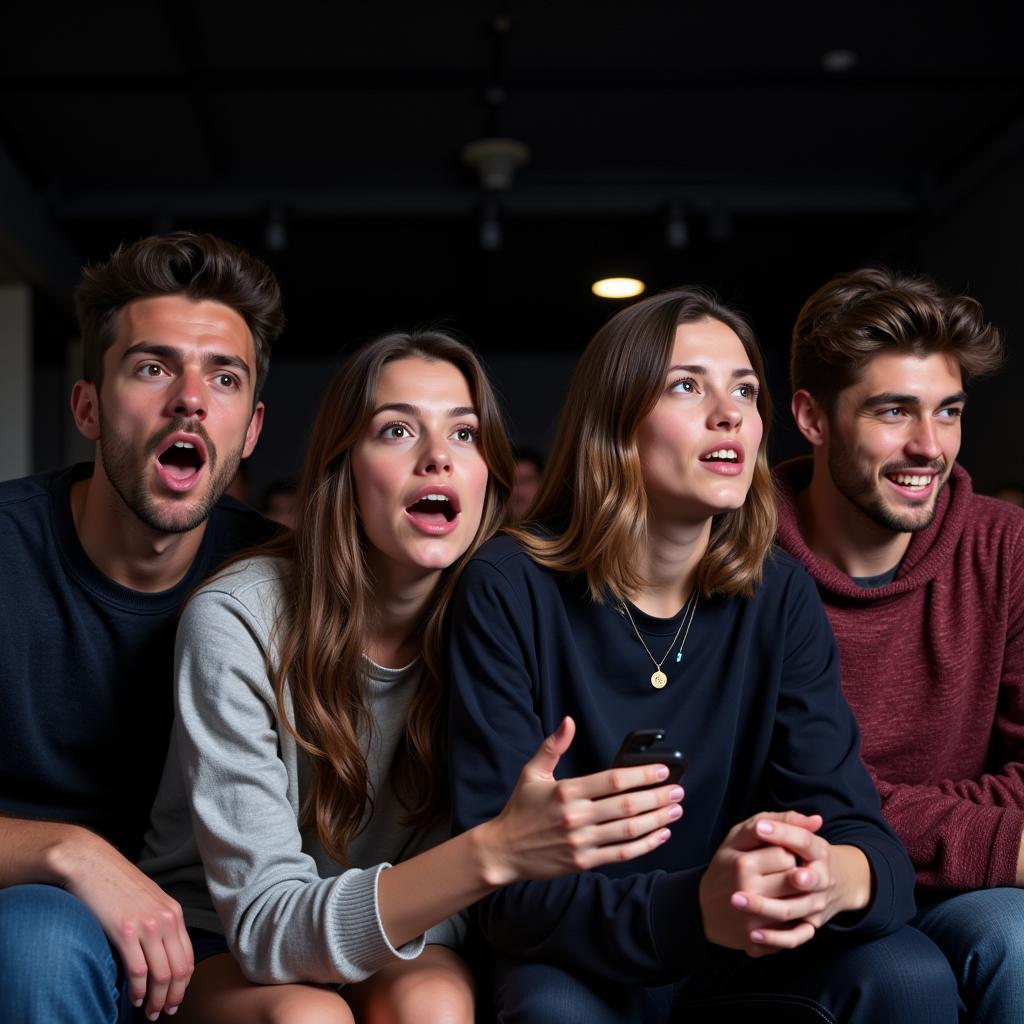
[50,829,194,1020]
[477,717,684,887]
[699,810,824,957]
[736,817,871,936]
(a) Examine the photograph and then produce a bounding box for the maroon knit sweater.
[775,457,1024,892]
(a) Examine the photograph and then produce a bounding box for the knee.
[259,988,354,1024]
[0,884,112,972]
[495,962,611,1024]
[0,885,119,1016]
[387,972,474,1024]
[842,928,959,1019]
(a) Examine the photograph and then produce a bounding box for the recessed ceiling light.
[821,49,858,73]
[592,277,646,299]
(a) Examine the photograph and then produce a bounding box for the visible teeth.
[173,441,195,449]
[703,449,738,461]
[423,494,449,501]
[892,474,930,487]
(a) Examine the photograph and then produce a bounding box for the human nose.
[906,417,942,461]
[167,367,207,420]
[707,391,742,431]
[416,431,452,475]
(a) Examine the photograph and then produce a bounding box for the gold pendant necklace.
[621,589,700,689]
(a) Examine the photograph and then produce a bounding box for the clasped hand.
[699,810,870,958]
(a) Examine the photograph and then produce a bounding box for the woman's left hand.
[729,817,872,954]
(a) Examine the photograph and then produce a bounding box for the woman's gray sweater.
[139,556,464,985]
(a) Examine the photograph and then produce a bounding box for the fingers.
[570,762,673,801]
[589,782,684,825]
[586,799,683,849]
[582,823,675,869]
[114,935,149,1011]
[731,889,826,926]
[525,717,576,780]
[752,818,826,861]
[134,905,194,1020]
[746,920,817,955]
[138,928,173,1021]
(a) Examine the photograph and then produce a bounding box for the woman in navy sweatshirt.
[447,288,960,1022]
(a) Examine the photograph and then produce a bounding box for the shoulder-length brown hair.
[511,287,775,601]
[255,330,513,865]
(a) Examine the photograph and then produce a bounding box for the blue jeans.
[0,883,133,1024]
[491,926,960,1023]
[914,887,1024,1024]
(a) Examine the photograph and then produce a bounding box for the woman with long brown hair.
[447,290,960,1022]
[140,329,683,1023]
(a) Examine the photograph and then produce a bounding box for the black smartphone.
[612,728,688,784]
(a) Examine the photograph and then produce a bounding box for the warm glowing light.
[592,277,646,299]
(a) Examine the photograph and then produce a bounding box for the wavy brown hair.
[791,266,1004,415]
[511,287,775,600]
[253,330,512,865]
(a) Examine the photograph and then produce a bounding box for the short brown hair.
[512,286,776,600]
[75,231,285,401]
[791,266,1003,414]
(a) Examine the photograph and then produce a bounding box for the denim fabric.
[490,926,960,1024]
[914,887,1024,1024]
[0,883,133,1024]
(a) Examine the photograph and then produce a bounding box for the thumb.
[525,716,575,780]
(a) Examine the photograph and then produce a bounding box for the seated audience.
[775,266,1021,1022]
[447,286,958,1022]
[0,232,283,1022]
[141,329,682,1024]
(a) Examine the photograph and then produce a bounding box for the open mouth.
[405,493,457,524]
[700,448,741,464]
[885,471,933,491]
[155,435,208,491]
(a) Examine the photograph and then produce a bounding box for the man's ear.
[241,401,265,460]
[791,389,829,448]
[70,380,101,442]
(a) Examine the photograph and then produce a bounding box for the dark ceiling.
[2,2,1022,361]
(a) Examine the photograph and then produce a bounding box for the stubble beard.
[826,433,944,535]
[97,410,243,534]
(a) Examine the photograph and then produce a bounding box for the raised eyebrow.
[371,403,479,418]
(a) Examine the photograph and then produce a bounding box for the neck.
[627,515,710,617]
[364,553,440,668]
[798,452,911,578]
[71,464,207,592]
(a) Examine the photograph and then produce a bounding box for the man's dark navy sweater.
[0,463,273,860]
[448,535,916,985]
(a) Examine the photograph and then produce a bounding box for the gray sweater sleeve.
[174,584,429,985]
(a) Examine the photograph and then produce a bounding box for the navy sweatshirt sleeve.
[448,539,916,984]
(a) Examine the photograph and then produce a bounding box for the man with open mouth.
[0,231,284,1023]
[775,266,1024,1023]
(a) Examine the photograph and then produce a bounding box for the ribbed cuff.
[326,863,426,982]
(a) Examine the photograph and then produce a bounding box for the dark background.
[2,2,1022,501]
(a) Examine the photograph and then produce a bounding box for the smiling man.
[0,233,284,1023]
[774,266,1024,1022]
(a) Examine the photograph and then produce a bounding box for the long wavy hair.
[511,287,775,601]
[255,330,513,864]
